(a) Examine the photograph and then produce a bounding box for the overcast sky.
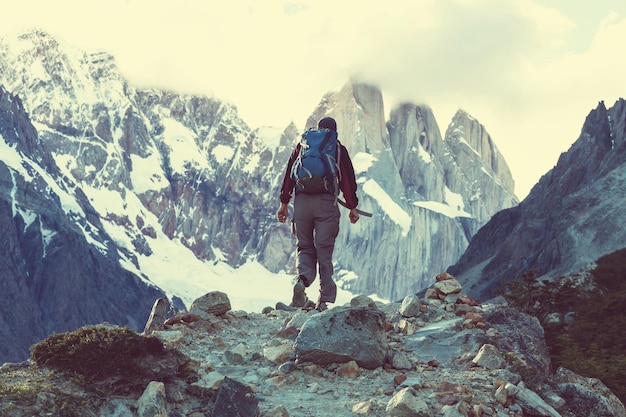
[3,0,626,199]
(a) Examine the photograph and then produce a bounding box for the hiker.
[276,116,360,312]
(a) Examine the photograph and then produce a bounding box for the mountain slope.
[0,85,167,362]
[449,99,626,300]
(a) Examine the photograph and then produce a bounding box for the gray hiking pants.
[292,193,340,303]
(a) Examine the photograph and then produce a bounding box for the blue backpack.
[290,128,340,195]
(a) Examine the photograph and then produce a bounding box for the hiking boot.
[275,302,296,312]
[315,301,328,312]
[292,277,307,308]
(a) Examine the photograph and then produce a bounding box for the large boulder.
[294,307,388,369]
[483,306,551,380]
[550,367,626,417]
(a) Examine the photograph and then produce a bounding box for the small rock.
[224,349,245,365]
[397,319,417,336]
[435,272,455,282]
[191,371,224,391]
[137,381,168,417]
[391,350,413,370]
[263,405,290,417]
[263,343,294,364]
[434,278,462,296]
[386,386,430,417]
[352,400,375,414]
[143,298,169,335]
[427,359,440,368]
[336,360,360,378]
[394,373,407,385]
[351,295,378,309]
[399,295,422,318]
[257,367,272,377]
[189,291,231,316]
[212,377,259,417]
[472,344,504,370]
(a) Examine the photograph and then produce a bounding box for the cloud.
[2,0,626,199]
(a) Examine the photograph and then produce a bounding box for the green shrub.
[30,325,163,393]
[0,368,100,416]
[500,269,580,326]
[591,247,626,291]
[0,378,39,405]
[501,252,626,404]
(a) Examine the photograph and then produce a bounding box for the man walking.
[276,117,360,312]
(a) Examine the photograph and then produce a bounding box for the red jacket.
[279,142,359,209]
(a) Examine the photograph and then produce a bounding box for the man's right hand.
[276,203,288,223]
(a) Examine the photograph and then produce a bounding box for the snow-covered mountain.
[294,83,518,301]
[0,30,517,362]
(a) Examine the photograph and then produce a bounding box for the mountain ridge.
[449,98,626,299]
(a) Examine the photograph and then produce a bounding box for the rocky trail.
[1,274,624,417]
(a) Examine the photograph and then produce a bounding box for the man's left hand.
[276,203,289,223]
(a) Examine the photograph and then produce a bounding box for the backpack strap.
[331,139,341,206]
[291,131,313,188]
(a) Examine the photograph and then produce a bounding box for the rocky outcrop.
[449,99,626,300]
[552,367,626,417]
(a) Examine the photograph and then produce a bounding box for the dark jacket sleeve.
[338,144,359,209]
[279,144,300,204]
